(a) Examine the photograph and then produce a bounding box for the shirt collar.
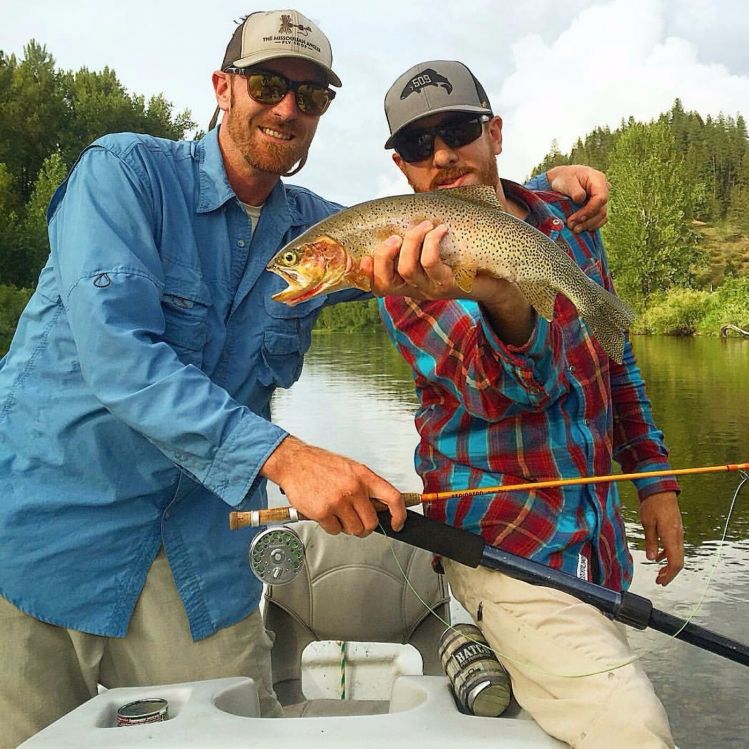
[195,128,236,213]
[194,128,303,228]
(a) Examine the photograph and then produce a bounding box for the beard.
[404,155,500,194]
[225,88,315,175]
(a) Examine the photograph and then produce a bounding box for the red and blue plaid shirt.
[378,179,678,591]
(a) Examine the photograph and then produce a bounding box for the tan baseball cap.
[384,60,492,148]
[221,10,341,87]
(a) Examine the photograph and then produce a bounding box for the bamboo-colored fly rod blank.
[228,463,749,529]
[418,462,749,501]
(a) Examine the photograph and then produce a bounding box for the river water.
[269,331,749,749]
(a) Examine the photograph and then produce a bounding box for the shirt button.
[237,239,246,247]
[569,365,576,373]
[584,418,590,426]
[552,218,563,227]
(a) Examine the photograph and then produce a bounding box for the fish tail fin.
[579,284,635,365]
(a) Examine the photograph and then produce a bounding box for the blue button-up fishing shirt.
[0,129,361,640]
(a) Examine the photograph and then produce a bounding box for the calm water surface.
[270,332,749,749]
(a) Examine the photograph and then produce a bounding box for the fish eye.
[280,250,298,267]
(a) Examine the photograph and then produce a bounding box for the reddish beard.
[225,87,314,175]
[427,161,500,192]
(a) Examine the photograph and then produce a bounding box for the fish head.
[267,235,367,305]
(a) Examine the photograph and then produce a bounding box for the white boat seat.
[264,520,451,714]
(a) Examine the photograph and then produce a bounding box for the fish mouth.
[267,236,353,305]
[268,266,328,305]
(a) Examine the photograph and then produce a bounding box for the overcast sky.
[3,0,748,205]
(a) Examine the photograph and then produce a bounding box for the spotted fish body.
[267,185,635,363]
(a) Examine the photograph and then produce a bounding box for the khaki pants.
[0,551,281,749]
[444,559,674,749]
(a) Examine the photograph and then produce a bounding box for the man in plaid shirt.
[364,60,683,748]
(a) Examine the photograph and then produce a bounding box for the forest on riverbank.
[1,42,747,351]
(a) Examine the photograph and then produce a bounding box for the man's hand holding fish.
[361,219,536,347]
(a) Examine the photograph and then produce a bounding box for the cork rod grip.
[228,492,423,530]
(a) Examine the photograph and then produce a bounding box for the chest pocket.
[259,294,326,388]
[161,279,212,367]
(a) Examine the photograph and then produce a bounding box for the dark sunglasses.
[225,67,336,116]
[392,115,490,163]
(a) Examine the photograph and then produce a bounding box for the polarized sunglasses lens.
[441,119,484,148]
[396,132,435,163]
[247,73,288,104]
[395,118,484,162]
[296,84,332,115]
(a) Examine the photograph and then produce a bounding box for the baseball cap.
[384,60,492,148]
[221,10,341,86]
[209,10,341,130]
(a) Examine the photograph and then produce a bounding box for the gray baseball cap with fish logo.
[383,60,493,148]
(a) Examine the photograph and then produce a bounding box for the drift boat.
[20,522,565,748]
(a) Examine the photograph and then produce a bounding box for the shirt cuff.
[480,311,550,365]
[202,414,289,507]
[632,459,681,499]
[524,172,552,192]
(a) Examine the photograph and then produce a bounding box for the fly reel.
[249,525,305,585]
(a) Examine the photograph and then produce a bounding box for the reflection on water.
[271,331,749,749]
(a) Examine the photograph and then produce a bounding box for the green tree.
[0,42,68,203]
[0,284,33,354]
[699,276,749,334]
[315,298,382,331]
[59,67,194,169]
[603,121,704,305]
[0,40,196,204]
[0,40,197,289]
[531,138,570,177]
[0,152,67,287]
[727,151,749,233]
[0,162,24,286]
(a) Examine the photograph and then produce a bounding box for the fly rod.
[229,462,749,529]
[234,505,749,668]
[373,510,749,668]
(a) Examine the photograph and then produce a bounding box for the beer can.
[116,697,169,726]
[438,623,511,717]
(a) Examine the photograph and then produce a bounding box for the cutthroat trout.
[266,185,635,363]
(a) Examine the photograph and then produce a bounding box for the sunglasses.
[392,115,490,163]
[225,67,336,116]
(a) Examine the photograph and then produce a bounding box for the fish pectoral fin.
[453,264,478,293]
[517,281,557,321]
[346,269,372,292]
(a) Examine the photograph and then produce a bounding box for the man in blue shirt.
[0,9,610,745]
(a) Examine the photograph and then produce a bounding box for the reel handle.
[229,492,423,529]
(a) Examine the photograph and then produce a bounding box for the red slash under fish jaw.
[268,236,354,303]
